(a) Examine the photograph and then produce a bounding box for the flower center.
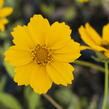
[32,44,53,65]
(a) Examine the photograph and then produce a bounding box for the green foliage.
[54,87,98,109]
[24,86,43,109]
[0,31,8,39]
[92,51,109,63]
[54,87,73,106]
[88,98,98,109]
[90,0,102,5]
[64,7,76,21]
[4,61,15,78]
[5,0,18,7]
[0,76,6,92]
[40,4,54,16]
[8,20,23,32]
[54,87,82,109]
[0,92,23,109]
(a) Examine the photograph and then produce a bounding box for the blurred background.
[0,0,109,109]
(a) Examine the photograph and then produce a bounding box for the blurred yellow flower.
[5,14,81,94]
[79,0,88,2]
[0,0,13,31]
[79,23,109,58]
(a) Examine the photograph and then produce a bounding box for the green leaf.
[0,92,23,109]
[64,7,76,21]
[54,87,73,106]
[54,87,83,109]
[68,98,81,109]
[88,96,98,109]
[24,87,42,109]
[4,61,15,78]
[40,4,54,16]
[0,76,6,92]
[0,31,8,39]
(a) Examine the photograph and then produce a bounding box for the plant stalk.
[74,60,105,72]
[43,94,63,109]
[102,61,108,109]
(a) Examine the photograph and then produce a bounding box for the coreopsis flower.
[79,23,109,58]
[5,14,81,94]
[0,0,13,31]
[79,0,88,2]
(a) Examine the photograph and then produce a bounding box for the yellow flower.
[79,23,109,58]
[5,14,81,94]
[0,0,13,31]
[79,0,88,2]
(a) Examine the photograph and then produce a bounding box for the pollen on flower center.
[31,44,53,65]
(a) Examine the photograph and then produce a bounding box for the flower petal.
[0,0,4,8]
[46,62,74,86]
[104,50,109,58]
[28,14,51,45]
[80,0,88,2]
[0,18,8,31]
[53,40,81,62]
[0,7,13,17]
[5,46,32,66]
[30,65,52,94]
[80,45,90,50]
[14,63,35,86]
[46,22,72,49]
[11,25,35,49]
[79,25,106,51]
[102,23,109,42]
[0,24,5,31]
[0,18,8,24]
[85,23,102,45]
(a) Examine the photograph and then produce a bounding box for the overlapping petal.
[46,22,72,49]
[104,50,109,58]
[80,45,90,50]
[53,40,81,62]
[12,25,35,49]
[5,46,33,66]
[28,15,51,45]
[85,23,102,45]
[79,25,106,51]
[14,63,35,86]
[102,24,109,42]
[30,65,52,94]
[46,62,74,86]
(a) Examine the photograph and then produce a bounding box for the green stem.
[102,62,108,109]
[43,94,63,109]
[74,60,105,72]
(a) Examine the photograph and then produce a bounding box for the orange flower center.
[32,44,53,65]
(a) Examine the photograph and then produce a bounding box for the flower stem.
[43,94,63,109]
[74,60,105,72]
[102,61,108,109]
